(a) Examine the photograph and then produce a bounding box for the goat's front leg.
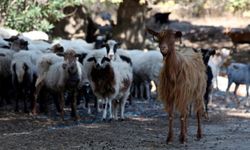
[166,103,174,144]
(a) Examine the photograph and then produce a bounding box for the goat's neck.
[164,47,180,81]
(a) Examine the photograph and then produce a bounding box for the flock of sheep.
[0,26,249,144]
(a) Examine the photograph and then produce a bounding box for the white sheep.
[11,50,41,112]
[0,48,15,103]
[19,30,49,41]
[33,49,83,120]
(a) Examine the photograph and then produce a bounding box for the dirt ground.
[1,89,250,150]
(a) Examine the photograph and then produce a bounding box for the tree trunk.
[113,0,149,49]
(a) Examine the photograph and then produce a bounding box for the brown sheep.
[147,28,207,144]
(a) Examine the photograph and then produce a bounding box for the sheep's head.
[12,62,29,83]
[200,48,216,64]
[146,28,182,58]
[87,56,111,70]
[10,39,28,51]
[105,40,121,60]
[51,43,64,53]
[58,49,81,75]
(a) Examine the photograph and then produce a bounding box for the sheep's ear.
[192,48,199,53]
[146,27,159,36]
[101,57,110,64]
[78,53,88,64]
[87,57,96,63]
[4,36,19,42]
[175,31,182,44]
[210,49,216,55]
[119,55,132,66]
[62,63,67,69]
[0,53,6,57]
[56,52,65,57]
[23,63,29,71]
[116,41,122,48]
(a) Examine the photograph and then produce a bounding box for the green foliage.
[0,0,87,32]
[227,0,250,12]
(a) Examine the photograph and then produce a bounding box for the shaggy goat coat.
[158,49,207,114]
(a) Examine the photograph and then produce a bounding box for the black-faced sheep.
[84,50,133,120]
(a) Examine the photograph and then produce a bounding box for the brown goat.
[224,28,250,52]
[147,28,207,144]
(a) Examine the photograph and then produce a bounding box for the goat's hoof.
[203,112,209,120]
[74,115,80,121]
[119,118,125,122]
[196,134,202,140]
[179,136,187,144]
[166,137,173,144]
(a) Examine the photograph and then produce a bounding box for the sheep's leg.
[112,100,118,120]
[179,113,187,144]
[71,91,79,121]
[215,76,219,90]
[166,103,174,144]
[234,84,240,107]
[120,96,127,121]
[226,81,233,104]
[108,100,113,120]
[139,83,144,99]
[59,92,65,121]
[102,99,108,120]
[94,98,100,113]
[32,81,44,115]
[204,87,210,119]
[23,91,28,113]
[145,81,150,100]
[246,85,249,106]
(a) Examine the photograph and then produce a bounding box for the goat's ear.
[101,57,111,64]
[146,27,159,36]
[87,57,96,63]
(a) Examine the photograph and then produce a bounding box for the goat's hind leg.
[179,112,187,144]
[196,108,202,140]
